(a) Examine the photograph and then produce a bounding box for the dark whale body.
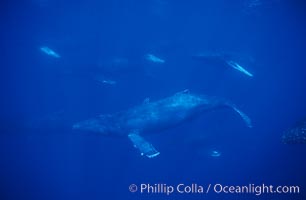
[73,90,252,158]
[282,118,306,144]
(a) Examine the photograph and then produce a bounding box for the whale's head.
[73,114,122,136]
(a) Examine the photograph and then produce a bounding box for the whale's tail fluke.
[224,103,252,128]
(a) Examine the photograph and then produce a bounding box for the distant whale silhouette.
[73,90,252,158]
[282,118,306,144]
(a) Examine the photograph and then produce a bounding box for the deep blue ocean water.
[1,0,306,199]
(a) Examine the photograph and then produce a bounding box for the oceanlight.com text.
[213,183,300,196]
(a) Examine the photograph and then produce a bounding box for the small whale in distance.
[210,150,221,157]
[40,46,61,58]
[145,54,165,63]
[94,76,117,86]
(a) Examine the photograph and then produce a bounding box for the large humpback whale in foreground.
[73,90,252,158]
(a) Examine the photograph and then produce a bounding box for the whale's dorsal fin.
[176,89,189,95]
[182,89,189,93]
[128,131,160,158]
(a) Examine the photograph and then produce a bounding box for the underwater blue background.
[1,0,306,199]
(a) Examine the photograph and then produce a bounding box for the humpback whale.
[40,46,61,58]
[73,90,252,158]
[282,118,306,144]
[145,54,165,64]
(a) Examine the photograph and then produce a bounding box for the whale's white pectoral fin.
[231,106,253,128]
[128,132,160,158]
[226,60,253,77]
